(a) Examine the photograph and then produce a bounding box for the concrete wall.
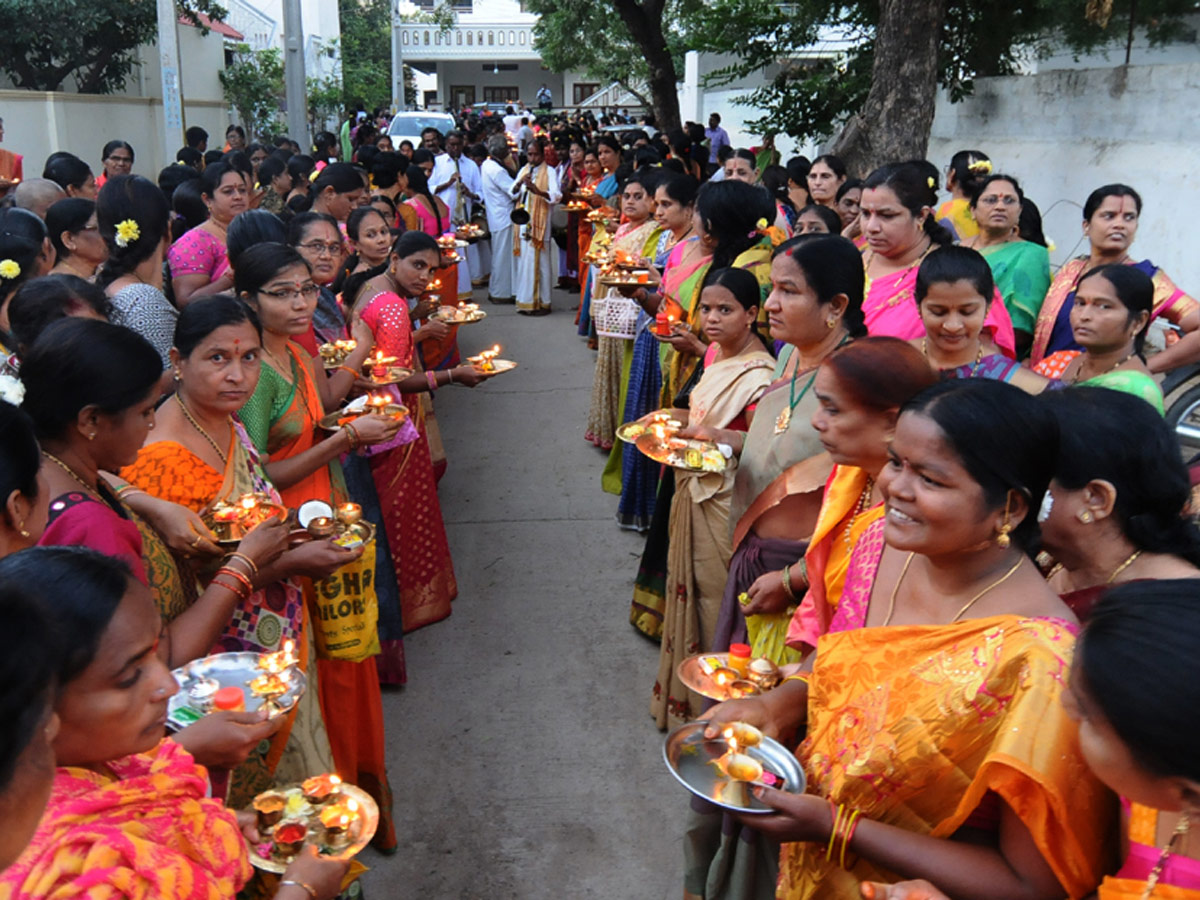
[928,62,1200,291]
[1,91,229,180]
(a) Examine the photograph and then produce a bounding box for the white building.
[226,0,343,84]
[396,0,590,111]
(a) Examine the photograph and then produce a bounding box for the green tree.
[0,0,227,93]
[219,45,285,139]
[691,0,1195,170]
[339,0,451,110]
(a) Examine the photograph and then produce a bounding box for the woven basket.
[593,294,640,340]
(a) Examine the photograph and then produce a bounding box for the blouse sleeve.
[238,368,283,453]
[40,499,148,584]
[168,229,218,279]
[109,285,178,370]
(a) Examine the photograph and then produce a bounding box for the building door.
[450,85,476,110]
[483,86,519,104]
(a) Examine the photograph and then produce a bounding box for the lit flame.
[240,495,257,511]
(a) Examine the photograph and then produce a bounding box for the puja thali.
[317,395,409,433]
[168,650,308,730]
[247,780,379,873]
[431,306,488,324]
[634,430,728,474]
[663,720,806,814]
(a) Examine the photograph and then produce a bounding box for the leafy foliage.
[690,0,1197,143]
[0,0,226,93]
[219,45,285,139]
[339,0,450,109]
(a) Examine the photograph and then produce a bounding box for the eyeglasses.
[259,283,320,300]
[106,156,133,165]
[977,195,1019,207]
[298,241,344,257]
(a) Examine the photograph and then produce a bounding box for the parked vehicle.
[387,111,457,147]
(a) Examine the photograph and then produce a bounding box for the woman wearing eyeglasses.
[236,242,402,852]
[961,174,1050,359]
[95,140,134,189]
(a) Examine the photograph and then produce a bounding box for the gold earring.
[1077,509,1093,524]
[996,492,1013,549]
[826,317,837,329]
[173,370,181,382]
[17,521,30,538]
[87,432,96,441]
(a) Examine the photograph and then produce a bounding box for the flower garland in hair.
[114,219,140,248]
[754,217,788,248]
[0,372,23,405]
[0,259,19,279]
[967,159,993,176]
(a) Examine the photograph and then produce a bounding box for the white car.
[387,112,457,149]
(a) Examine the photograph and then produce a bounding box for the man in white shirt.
[480,134,518,304]
[502,106,522,139]
[431,130,483,302]
[516,118,535,154]
[511,136,561,315]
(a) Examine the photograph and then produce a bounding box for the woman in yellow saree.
[650,267,774,730]
[705,379,1112,900]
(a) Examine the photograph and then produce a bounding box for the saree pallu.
[651,349,774,731]
[0,739,252,900]
[786,465,883,652]
[246,343,396,851]
[1031,257,1199,364]
[978,240,1051,337]
[121,425,333,805]
[779,613,1113,899]
[1034,351,1165,412]
[615,320,663,528]
[361,290,457,633]
[659,241,711,405]
[935,196,977,242]
[863,260,1017,357]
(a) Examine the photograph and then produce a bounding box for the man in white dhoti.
[480,134,517,304]
[512,137,560,316]
[432,130,482,303]
[465,142,492,288]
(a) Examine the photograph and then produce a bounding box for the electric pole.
[155,0,186,166]
[283,0,309,148]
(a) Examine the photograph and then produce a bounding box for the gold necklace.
[1141,812,1191,899]
[844,478,875,554]
[43,451,102,499]
[1074,349,1135,384]
[882,553,1024,627]
[261,342,296,385]
[175,394,229,465]
[922,338,984,376]
[1107,549,1142,582]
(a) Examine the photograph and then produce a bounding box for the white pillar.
[681,51,701,124]
[156,0,186,159]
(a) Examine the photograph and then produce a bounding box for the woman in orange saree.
[236,243,403,851]
[348,231,489,632]
[705,380,1112,900]
[121,297,338,805]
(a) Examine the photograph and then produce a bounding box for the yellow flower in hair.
[927,176,935,189]
[0,259,20,279]
[755,218,769,232]
[114,219,140,249]
[309,169,321,183]
[968,159,993,175]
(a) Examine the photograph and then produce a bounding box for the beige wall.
[1,91,229,180]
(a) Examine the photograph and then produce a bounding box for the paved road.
[357,285,685,899]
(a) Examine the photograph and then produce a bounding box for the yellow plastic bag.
[308,540,381,662]
[740,594,803,666]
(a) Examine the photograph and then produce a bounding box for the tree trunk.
[830,0,948,175]
[610,0,681,130]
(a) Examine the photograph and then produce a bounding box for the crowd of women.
[0,125,510,898]
[563,137,1200,900]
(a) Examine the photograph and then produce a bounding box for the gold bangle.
[280,880,318,900]
[783,673,809,685]
[225,551,259,577]
[115,484,146,497]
